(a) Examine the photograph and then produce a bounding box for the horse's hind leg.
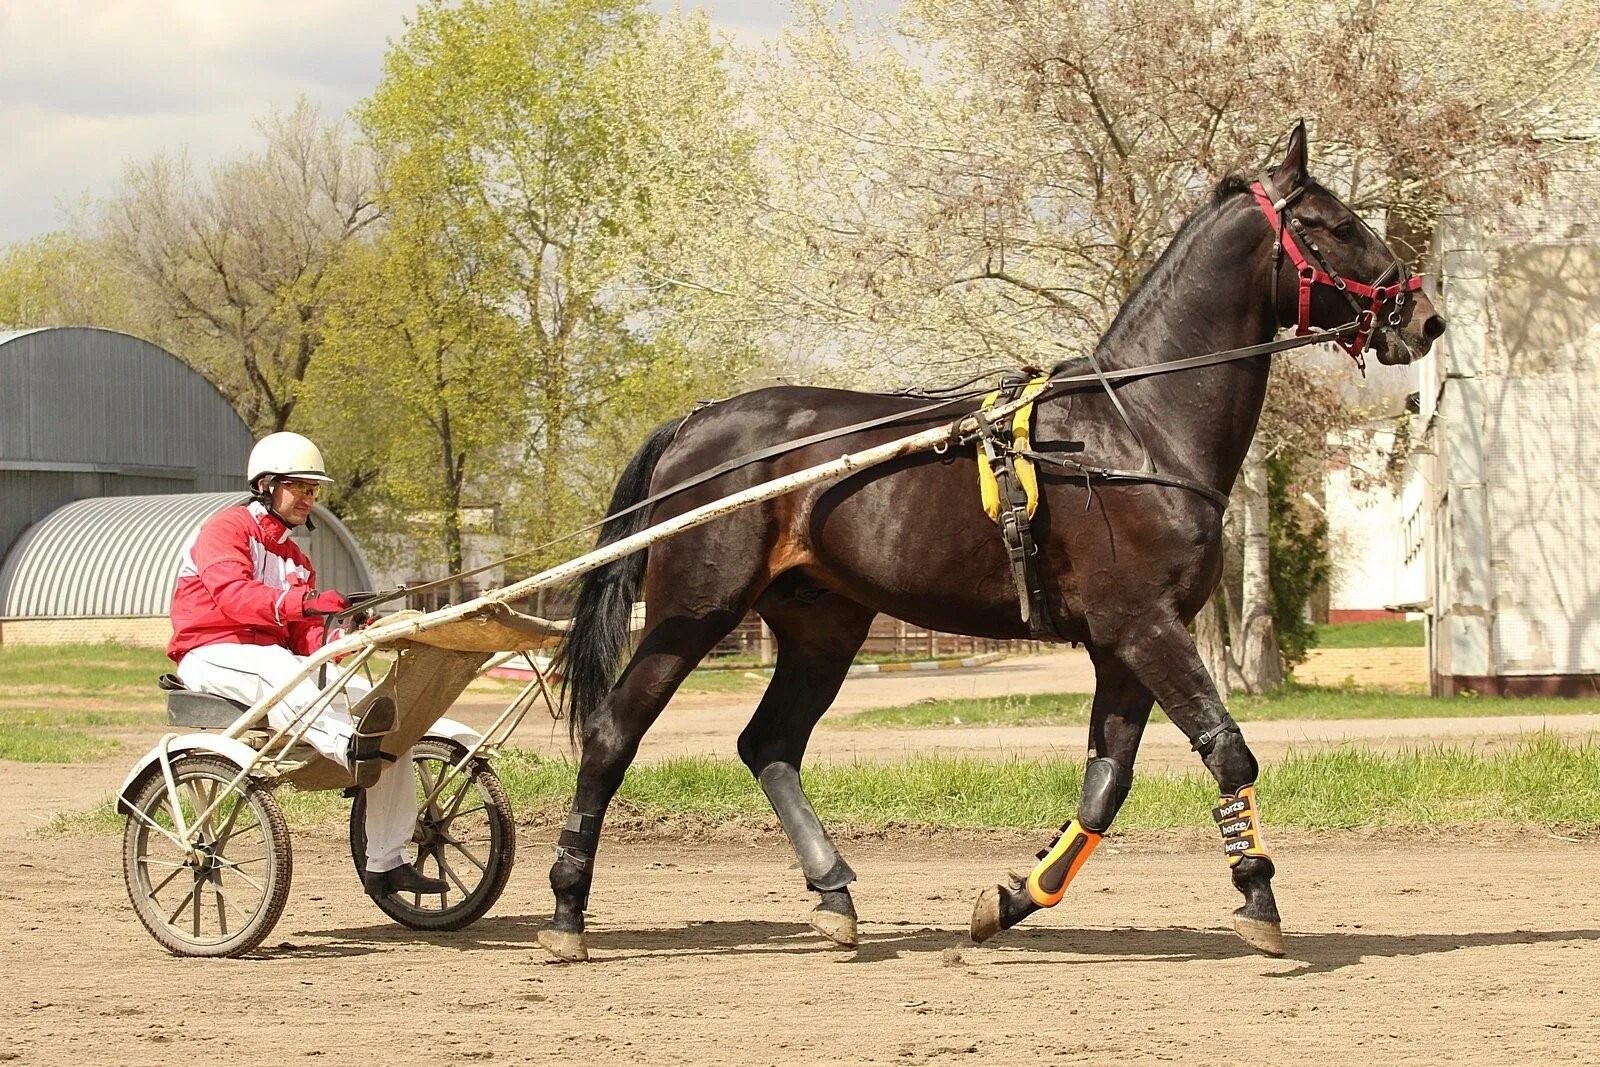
[1112,613,1284,957]
[538,612,739,962]
[971,648,1153,941]
[738,588,875,947]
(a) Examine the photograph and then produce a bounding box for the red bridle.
[1250,179,1423,370]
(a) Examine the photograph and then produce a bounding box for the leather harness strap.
[976,374,1059,639]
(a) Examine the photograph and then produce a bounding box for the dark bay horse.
[538,124,1445,962]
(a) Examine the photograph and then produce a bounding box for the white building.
[1324,425,1426,622]
[1415,149,1600,695]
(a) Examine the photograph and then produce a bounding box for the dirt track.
[9,650,1600,1064]
[6,821,1599,1066]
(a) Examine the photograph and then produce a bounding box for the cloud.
[0,0,888,244]
[0,0,414,242]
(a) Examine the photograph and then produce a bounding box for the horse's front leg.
[970,648,1153,941]
[1112,612,1283,956]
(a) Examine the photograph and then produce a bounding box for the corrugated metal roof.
[0,328,49,345]
[0,493,373,619]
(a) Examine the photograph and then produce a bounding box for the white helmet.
[247,432,334,489]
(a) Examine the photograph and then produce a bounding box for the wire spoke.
[146,860,189,898]
[213,859,266,895]
[184,780,213,836]
[441,854,473,898]
[439,803,487,828]
[440,835,487,874]
[191,873,203,937]
[213,877,229,937]
[211,791,246,847]
[439,776,477,823]
[166,880,199,927]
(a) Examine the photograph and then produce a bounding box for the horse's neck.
[1088,197,1276,495]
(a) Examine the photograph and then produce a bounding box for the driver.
[167,431,446,897]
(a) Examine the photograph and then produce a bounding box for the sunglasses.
[275,478,323,497]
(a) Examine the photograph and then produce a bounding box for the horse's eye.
[1332,220,1356,240]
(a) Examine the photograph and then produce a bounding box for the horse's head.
[1255,122,1446,367]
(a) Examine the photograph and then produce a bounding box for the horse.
[536,122,1446,963]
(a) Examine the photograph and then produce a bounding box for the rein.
[373,321,1357,609]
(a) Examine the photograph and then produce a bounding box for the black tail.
[554,417,685,748]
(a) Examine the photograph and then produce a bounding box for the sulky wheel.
[349,738,516,931]
[122,753,292,958]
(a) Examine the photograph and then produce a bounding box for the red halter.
[1250,180,1423,369]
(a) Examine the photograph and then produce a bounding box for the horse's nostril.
[1423,314,1447,340]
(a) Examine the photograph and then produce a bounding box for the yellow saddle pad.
[978,375,1050,521]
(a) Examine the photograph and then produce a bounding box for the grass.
[477,734,1600,831]
[1312,619,1425,648]
[840,684,1600,730]
[50,734,1600,835]
[0,643,176,762]
[0,642,174,693]
[0,725,120,763]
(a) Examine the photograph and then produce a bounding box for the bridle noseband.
[1251,176,1423,371]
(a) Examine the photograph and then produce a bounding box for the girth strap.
[977,374,1058,639]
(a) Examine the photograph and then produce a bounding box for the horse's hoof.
[1233,914,1285,958]
[537,928,590,963]
[809,905,859,947]
[970,886,1003,944]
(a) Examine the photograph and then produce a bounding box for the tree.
[0,230,149,334]
[95,100,380,436]
[306,177,526,592]
[361,0,773,552]
[741,0,1598,689]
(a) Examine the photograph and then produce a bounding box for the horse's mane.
[1047,172,1254,375]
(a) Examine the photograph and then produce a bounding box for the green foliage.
[0,232,146,333]
[1267,450,1329,666]
[354,0,773,561]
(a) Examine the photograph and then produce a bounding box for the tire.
[122,753,292,958]
[349,739,516,931]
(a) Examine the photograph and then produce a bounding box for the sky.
[0,0,863,245]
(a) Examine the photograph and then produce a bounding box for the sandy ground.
[8,648,1600,1064]
[5,821,1598,1066]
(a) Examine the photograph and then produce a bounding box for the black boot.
[365,862,447,896]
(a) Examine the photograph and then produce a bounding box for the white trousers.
[176,642,416,873]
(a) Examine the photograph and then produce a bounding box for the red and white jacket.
[168,502,326,662]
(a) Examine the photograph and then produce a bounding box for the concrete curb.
[839,651,1008,677]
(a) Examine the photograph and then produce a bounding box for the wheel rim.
[131,764,274,948]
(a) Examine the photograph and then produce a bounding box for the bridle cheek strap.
[1250,180,1422,369]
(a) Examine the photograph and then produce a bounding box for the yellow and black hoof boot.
[810,906,859,947]
[1026,821,1102,908]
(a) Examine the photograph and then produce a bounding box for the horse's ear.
[1274,120,1309,191]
